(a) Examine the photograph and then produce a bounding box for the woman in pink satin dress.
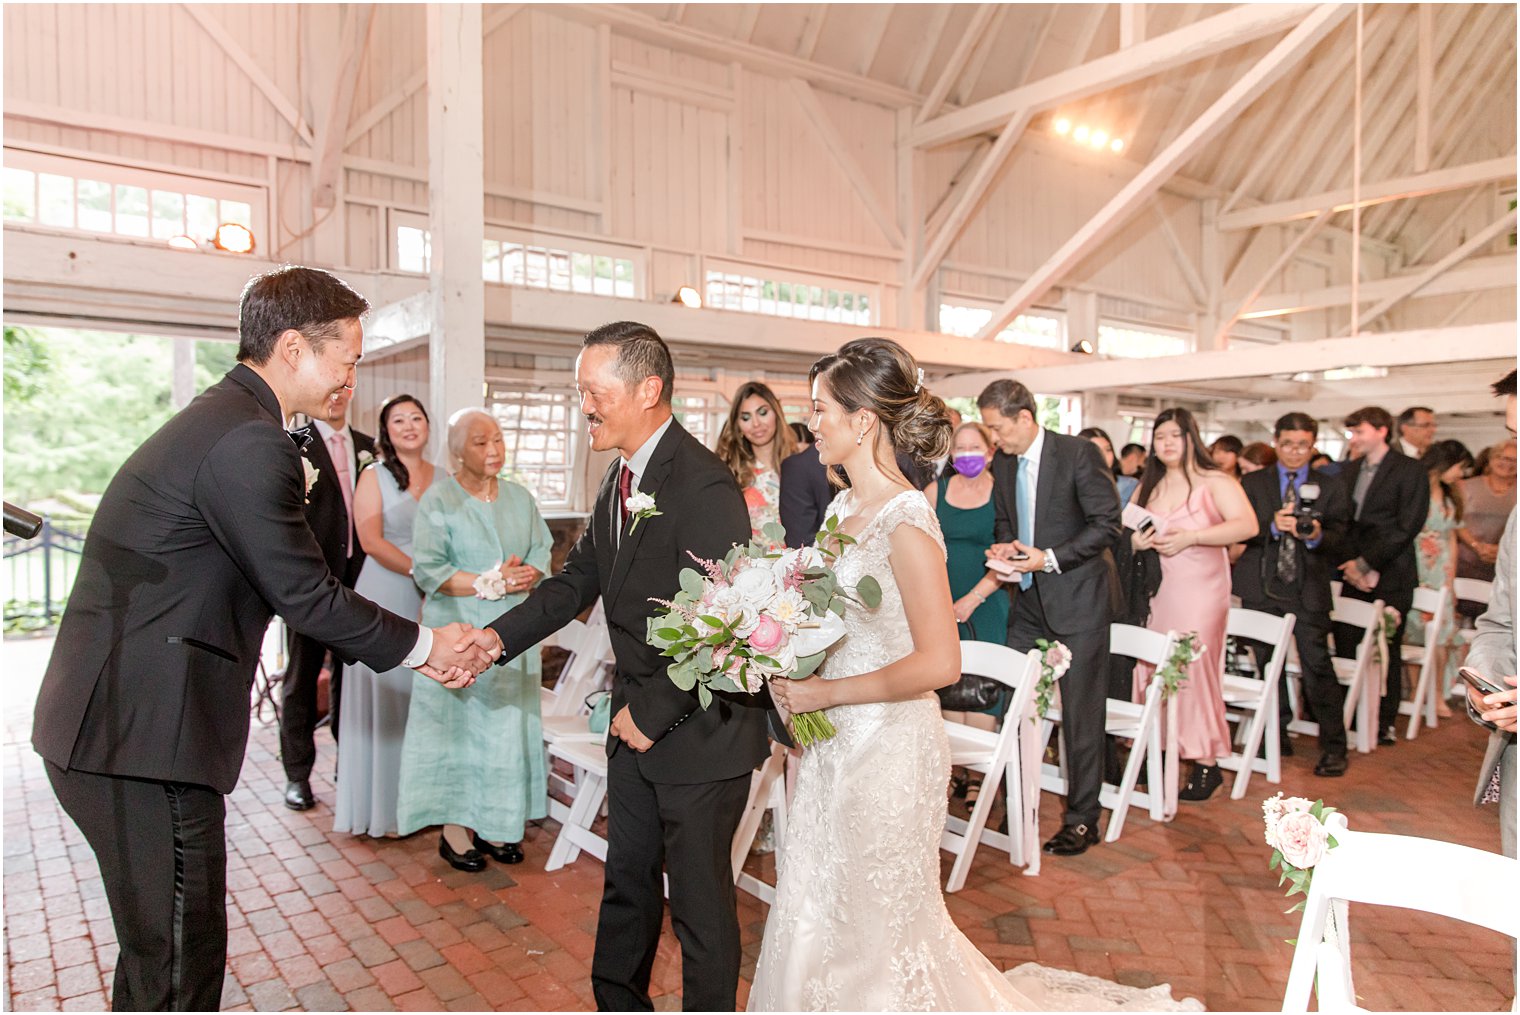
[1128,408,1259,801]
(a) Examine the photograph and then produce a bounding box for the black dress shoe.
[1178,763,1223,801]
[1314,752,1348,777]
[439,834,487,873]
[472,835,524,865]
[1378,726,1398,746]
[1042,822,1100,856]
[283,780,315,811]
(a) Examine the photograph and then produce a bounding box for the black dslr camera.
[1291,482,1322,538]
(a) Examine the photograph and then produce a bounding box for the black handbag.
[935,618,1007,713]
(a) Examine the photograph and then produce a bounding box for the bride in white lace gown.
[751,339,1200,1013]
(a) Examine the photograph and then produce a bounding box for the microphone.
[3,502,43,540]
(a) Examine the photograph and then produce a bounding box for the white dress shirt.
[1019,426,1062,574]
[617,416,674,544]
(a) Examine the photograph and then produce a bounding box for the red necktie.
[617,464,634,528]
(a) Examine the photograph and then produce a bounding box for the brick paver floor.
[5,632,1514,1011]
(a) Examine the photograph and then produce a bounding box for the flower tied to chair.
[1263,793,1340,924]
[1156,632,1205,699]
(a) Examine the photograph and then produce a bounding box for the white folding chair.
[939,643,1043,891]
[1282,812,1520,1013]
[1040,625,1176,842]
[543,737,610,871]
[1399,585,1450,739]
[1327,595,1386,754]
[1454,577,1493,648]
[1218,608,1296,800]
[731,743,790,905]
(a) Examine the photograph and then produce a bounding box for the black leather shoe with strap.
[1042,822,1101,856]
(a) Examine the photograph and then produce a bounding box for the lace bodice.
[820,488,945,685]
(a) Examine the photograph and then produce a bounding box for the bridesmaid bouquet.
[647,519,881,746]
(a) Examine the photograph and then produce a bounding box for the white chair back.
[1110,624,1172,667]
[1282,813,1520,1012]
[1453,576,1493,606]
[1219,608,1296,799]
[940,643,1042,889]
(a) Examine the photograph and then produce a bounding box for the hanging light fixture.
[672,285,703,309]
[213,222,255,254]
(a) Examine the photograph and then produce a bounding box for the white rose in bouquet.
[731,565,780,613]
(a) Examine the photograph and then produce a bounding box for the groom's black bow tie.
[287,426,314,451]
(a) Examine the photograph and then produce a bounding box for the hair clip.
[915,367,924,393]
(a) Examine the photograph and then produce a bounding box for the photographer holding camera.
[1232,412,1354,777]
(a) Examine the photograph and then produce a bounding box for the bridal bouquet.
[1263,793,1339,914]
[647,519,881,746]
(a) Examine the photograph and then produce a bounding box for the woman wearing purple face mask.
[926,420,1010,802]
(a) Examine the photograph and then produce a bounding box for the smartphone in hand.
[1459,666,1508,699]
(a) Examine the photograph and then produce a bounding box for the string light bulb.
[1110,138,1125,153]
[1091,129,1109,149]
[1054,118,1071,135]
[1073,125,1090,143]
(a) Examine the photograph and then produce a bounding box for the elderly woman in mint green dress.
[396,408,552,872]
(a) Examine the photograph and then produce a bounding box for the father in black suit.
[1232,412,1353,776]
[31,266,496,1011]
[1335,405,1430,743]
[280,385,376,811]
[478,321,769,1011]
[980,379,1121,857]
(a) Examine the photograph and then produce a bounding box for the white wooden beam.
[1218,157,1517,231]
[1415,3,1433,173]
[426,3,486,447]
[955,5,1009,107]
[909,109,1034,292]
[971,5,1351,341]
[858,5,894,78]
[796,4,826,60]
[915,5,997,127]
[911,3,1320,149]
[311,5,375,211]
[6,99,309,161]
[906,6,953,94]
[1343,210,1518,333]
[560,4,918,107]
[788,79,904,249]
[1150,198,1208,306]
[1242,254,1516,318]
[182,4,314,145]
[938,322,1517,396]
[346,69,426,149]
[1120,4,1146,48]
[1215,210,1332,345]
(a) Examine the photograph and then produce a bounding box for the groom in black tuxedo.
[481,321,769,1011]
[31,265,497,1010]
[980,379,1121,857]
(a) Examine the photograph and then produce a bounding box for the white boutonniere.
[301,458,320,503]
[625,491,661,532]
[472,562,508,601]
[356,449,376,471]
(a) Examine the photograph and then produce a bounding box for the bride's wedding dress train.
[748,491,1201,1013]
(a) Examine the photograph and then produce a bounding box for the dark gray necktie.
[1275,474,1299,587]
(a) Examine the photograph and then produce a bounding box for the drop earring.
[856,431,865,446]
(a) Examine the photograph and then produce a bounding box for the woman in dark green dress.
[925,421,1010,802]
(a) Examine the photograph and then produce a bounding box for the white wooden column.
[426,3,486,456]
[172,337,198,409]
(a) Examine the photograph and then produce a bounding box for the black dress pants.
[1240,602,1347,757]
[1006,581,1109,828]
[591,744,751,1012]
[278,628,342,782]
[46,760,227,1012]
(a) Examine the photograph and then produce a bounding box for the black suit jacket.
[292,423,375,581]
[32,365,418,795]
[991,431,1122,634]
[1339,450,1430,598]
[779,444,831,549]
[489,420,770,784]
[1232,465,1352,615]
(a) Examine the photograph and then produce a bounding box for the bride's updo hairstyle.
[810,338,952,482]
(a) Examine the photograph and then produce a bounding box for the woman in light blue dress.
[396,408,552,872]
[334,394,436,837]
